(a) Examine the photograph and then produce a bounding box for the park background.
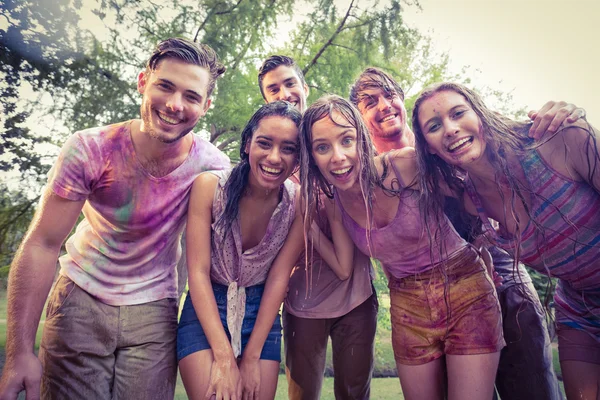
[1,0,598,398]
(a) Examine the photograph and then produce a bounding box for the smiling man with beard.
[0,38,230,400]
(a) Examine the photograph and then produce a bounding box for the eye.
[427,122,441,133]
[257,140,271,149]
[157,82,171,90]
[341,136,354,146]
[313,143,329,154]
[359,101,373,111]
[269,88,279,95]
[282,145,297,155]
[453,109,466,118]
[364,99,376,109]
[286,81,297,88]
[186,94,200,103]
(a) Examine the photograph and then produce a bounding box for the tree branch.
[307,84,329,95]
[194,8,215,42]
[217,136,238,151]
[0,10,18,27]
[340,18,376,32]
[215,0,245,15]
[302,0,355,76]
[230,0,275,70]
[299,22,315,54]
[331,43,359,55]
[210,124,240,144]
[0,197,37,235]
[194,0,246,42]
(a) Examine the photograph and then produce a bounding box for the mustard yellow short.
[389,246,505,365]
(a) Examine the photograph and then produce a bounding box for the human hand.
[239,357,261,400]
[0,352,42,400]
[491,270,503,288]
[528,101,586,140]
[206,357,241,400]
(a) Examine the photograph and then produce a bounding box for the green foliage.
[0,185,37,278]
[526,265,558,307]
[285,0,427,101]
[371,259,391,329]
[0,0,97,174]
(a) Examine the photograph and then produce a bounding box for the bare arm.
[563,123,600,193]
[0,188,84,400]
[185,173,240,399]
[308,196,354,280]
[238,195,305,398]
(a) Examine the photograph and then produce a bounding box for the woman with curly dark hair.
[178,101,354,400]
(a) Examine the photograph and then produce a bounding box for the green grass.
[174,374,404,400]
[0,291,6,320]
[0,289,45,351]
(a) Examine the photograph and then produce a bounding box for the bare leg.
[561,360,600,400]
[446,352,500,400]
[178,349,214,400]
[396,358,445,400]
[258,360,280,400]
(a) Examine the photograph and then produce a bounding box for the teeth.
[262,166,282,174]
[332,167,351,175]
[158,111,181,125]
[448,137,471,151]
[380,114,396,123]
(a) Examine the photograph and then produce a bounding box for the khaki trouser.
[39,275,178,400]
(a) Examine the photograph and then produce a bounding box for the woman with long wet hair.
[177,101,354,400]
[412,82,600,399]
[299,94,505,400]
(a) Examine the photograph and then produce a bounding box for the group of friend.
[0,37,597,400]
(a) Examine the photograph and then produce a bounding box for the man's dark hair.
[146,37,226,98]
[257,55,306,99]
[349,67,405,107]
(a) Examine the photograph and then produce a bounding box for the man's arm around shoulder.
[0,188,84,400]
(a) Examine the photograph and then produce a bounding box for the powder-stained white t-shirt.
[48,120,230,305]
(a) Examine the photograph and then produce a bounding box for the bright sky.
[402,0,599,125]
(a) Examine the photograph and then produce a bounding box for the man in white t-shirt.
[0,38,230,400]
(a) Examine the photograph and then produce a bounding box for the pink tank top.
[464,149,600,291]
[285,191,374,318]
[335,163,466,279]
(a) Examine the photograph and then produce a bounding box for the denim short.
[177,282,282,362]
